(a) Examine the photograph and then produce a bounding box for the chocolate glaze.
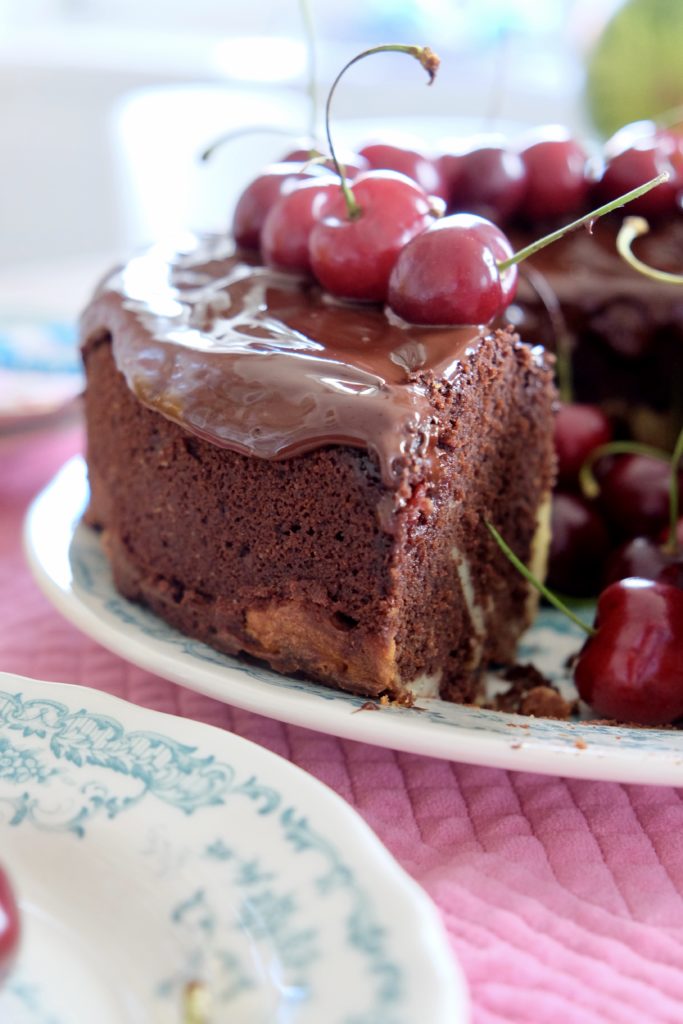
[81,233,486,487]
[505,215,683,440]
[510,216,683,331]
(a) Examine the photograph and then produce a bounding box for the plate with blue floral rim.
[0,671,466,1024]
[25,456,683,788]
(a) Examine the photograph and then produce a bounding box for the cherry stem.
[579,440,669,500]
[616,216,683,284]
[199,125,316,164]
[299,0,318,141]
[324,44,440,220]
[486,522,596,636]
[497,172,670,273]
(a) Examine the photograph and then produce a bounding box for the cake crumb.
[520,686,573,720]
[356,693,426,712]
[575,738,587,750]
[183,980,210,1024]
[488,663,575,721]
[353,701,379,713]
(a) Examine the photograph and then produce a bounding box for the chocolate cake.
[511,216,683,448]
[81,233,556,703]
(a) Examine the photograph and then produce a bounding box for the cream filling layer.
[526,490,552,623]
[403,671,443,700]
[450,546,487,670]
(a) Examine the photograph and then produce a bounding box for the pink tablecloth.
[3,423,683,1024]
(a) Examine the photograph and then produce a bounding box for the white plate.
[24,457,683,788]
[0,672,465,1023]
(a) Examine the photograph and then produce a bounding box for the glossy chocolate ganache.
[80,233,490,487]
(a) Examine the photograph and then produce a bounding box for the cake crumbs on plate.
[486,662,577,720]
[182,980,210,1024]
[353,700,380,713]
[352,693,429,713]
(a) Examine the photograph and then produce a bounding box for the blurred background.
[0,0,681,306]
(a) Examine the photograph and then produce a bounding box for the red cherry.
[0,866,20,986]
[660,517,683,549]
[437,151,464,204]
[472,220,519,306]
[358,142,449,201]
[598,454,678,539]
[308,170,435,302]
[387,214,517,325]
[574,578,683,724]
[595,124,683,216]
[449,145,527,223]
[547,492,611,596]
[518,127,589,221]
[604,536,683,590]
[232,162,333,250]
[554,403,613,488]
[261,178,341,273]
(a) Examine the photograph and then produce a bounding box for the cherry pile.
[229,115,678,326]
[543,408,683,724]
[549,405,683,595]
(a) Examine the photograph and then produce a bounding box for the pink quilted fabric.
[3,424,683,1024]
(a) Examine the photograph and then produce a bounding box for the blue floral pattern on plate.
[23,457,683,787]
[0,675,465,1023]
[0,319,78,374]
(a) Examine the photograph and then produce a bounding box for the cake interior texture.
[81,235,556,703]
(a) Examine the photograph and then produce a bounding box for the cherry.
[388,171,665,326]
[359,141,449,201]
[387,213,516,324]
[437,150,464,205]
[660,517,683,549]
[596,123,683,216]
[449,144,527,223]
[518,127,589,221]
[0,866,20,986]
[304,43,440,302]
[308,170,436,302]
[547,492,611,596]
[598,454,678,539]
[604,536,683,590]
[474,220,520,306]
[602,120,658,162]
[261,177,341,273]
[232,162,333,250]
[574,578,683,725]
[554,402,613,488]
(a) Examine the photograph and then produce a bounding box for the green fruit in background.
[586,0,683,139]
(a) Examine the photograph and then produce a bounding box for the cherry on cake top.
[229,118,676,327]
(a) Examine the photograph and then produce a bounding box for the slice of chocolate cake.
[81,233,555,703]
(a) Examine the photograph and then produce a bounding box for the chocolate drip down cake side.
[81,234,556,704]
